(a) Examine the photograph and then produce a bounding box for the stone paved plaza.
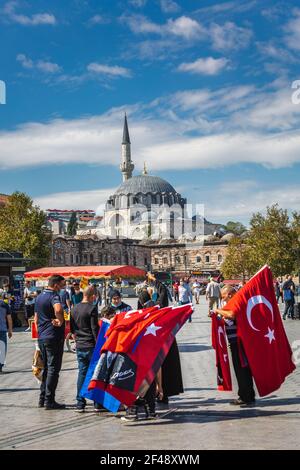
[0,297,300,451]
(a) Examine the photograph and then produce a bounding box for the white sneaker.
[25,327,31,332]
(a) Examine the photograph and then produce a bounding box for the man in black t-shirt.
[71,285,100,412]
[35,275,66,410]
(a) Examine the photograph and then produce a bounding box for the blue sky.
[1,0,300,224]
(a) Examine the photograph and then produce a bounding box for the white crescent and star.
[264,327,275,344]
[218,326,226,349]
[246,295,275,344]
[144,323,162,337]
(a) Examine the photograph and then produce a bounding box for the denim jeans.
[178,300,192,322]
[38,338,64,404]
[76,347,94,406]
[0,331,7,366]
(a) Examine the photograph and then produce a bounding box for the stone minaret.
[120,113,134,181]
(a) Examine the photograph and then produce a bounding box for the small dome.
[178,233,195,242]
[205,234,218,242]
[221,233,235,242]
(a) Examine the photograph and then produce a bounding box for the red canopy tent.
[24,265,146,280]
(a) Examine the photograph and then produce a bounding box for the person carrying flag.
[215,285,256,407]
[70,285,101,412]
[147,272,184,405]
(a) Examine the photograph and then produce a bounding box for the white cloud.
[17,54,61,74]
[257,42,295,63]
[129,0,147,7]
[178,57,229,75]
[34,188,116,213]
[1,112,300,173]
[36,60,61,74]
[3,1,56,25]
[205,182,300,223]
[1,85,300,175]
[209,21,252,51]
[87,15,109,26]
[284,9,300,51]
[167,16,204,40]
[87,63,132,78]
[160,0,181,14]
[16,53,33,69]
[124,14,204,39]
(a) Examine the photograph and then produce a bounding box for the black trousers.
[38,338,64,404]
[230,341,255,403]
[144,381,156,413]
[283,300,294,318]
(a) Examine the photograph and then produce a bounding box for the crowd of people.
[0,270,298,419]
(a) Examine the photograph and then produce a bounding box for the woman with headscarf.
[147,273,184,404]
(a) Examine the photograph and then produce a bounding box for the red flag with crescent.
[224,265,295,396]
[211,313,232,391]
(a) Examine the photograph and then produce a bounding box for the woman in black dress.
[148,274,184,404]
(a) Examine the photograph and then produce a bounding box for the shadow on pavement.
[179,344,213,352]
[0,387,39,393]
[126,408,300,427]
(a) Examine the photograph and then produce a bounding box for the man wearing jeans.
[35,275,66,410]
[178,279,193,322]
[70,285,100,412]
[206,277,221,316]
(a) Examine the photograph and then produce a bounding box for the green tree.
[221,236,253,281]
[222,205,297,279]
[67,211,78,236]
[246,205,295,277]
[222,220,247,236]
[291,211,300,275]
[0,191,51,265]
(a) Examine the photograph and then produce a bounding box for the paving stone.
[0,297,299,450]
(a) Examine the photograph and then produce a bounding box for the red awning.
[24,265,146,280]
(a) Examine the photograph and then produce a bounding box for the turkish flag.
[224,265,295,396]
[88,304,193,407]
[211,313,232,391]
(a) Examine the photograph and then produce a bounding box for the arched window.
[175,255,181,264]
[196,256,201,263]
[205,254,210,263]
[154,257,159,265]
[218,254,223,263]
[163,257,168,265]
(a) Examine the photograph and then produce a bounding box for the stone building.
[149,237,229,276]
[51,234,230,278]
[51,235,152,271]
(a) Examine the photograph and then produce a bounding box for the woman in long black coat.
[155,279,184,403]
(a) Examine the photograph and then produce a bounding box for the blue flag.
[80,319,121,413]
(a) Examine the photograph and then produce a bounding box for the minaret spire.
[142,161,148,175]
[120,113,134,181]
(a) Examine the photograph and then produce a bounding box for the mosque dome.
[114,175,177,196]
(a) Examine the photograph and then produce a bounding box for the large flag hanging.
[88,304,193,408]
[81,306,160,413]
[224,265,296,396]
[211,313,232,391]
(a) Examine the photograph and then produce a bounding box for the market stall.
[26,265,146,341]
[24,265,146,281]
